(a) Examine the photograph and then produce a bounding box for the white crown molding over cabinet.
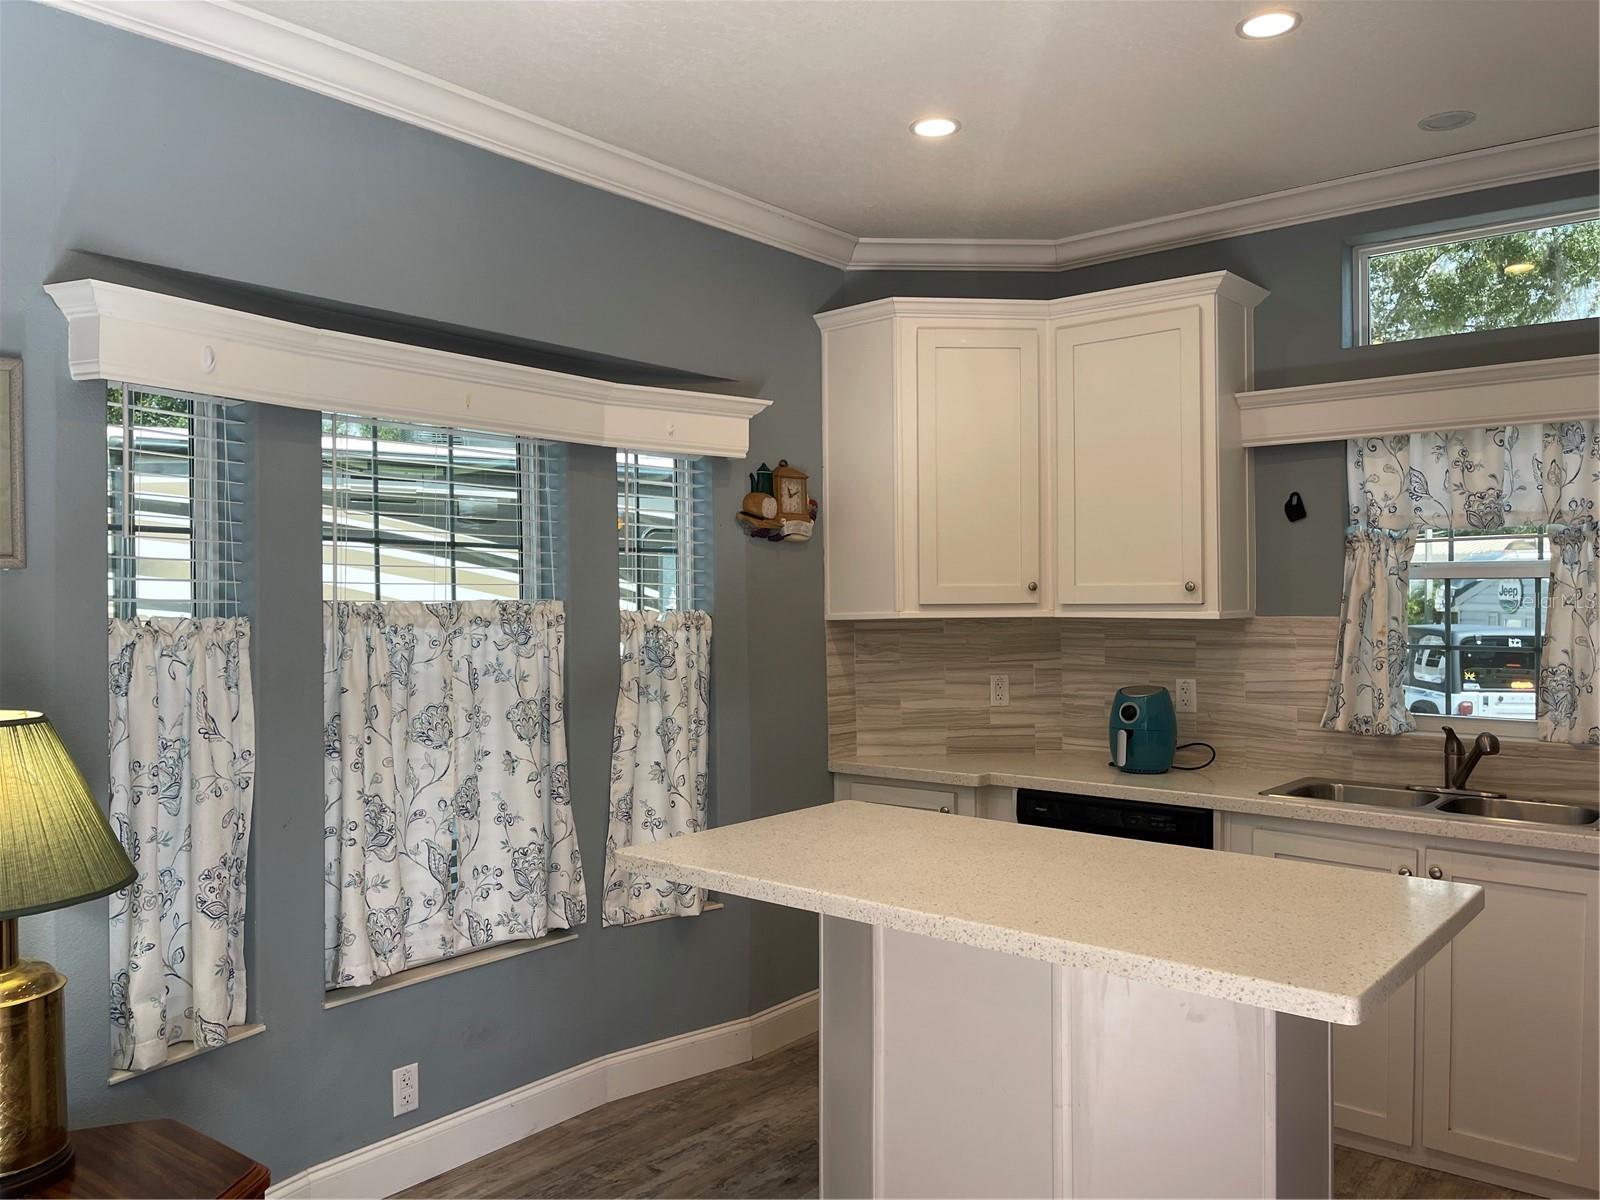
[1237,354,1600,448]
[45,2,1600,272]
[818,271,1266,621]
[44,280,770,458]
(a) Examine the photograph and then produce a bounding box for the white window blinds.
[322,415,564,603]
[107,385,247,619]
[617,451,713,613]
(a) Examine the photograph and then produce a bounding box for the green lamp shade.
[0,711,135,921]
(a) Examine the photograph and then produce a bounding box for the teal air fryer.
[1109,686,1177,774]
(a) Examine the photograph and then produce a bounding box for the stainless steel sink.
[1266,777,1439,809]
[1263,776,1600,828]
[1433,794,1600,826]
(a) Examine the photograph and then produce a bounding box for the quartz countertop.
[830,750,1599,854]
[616,801,1484,1025]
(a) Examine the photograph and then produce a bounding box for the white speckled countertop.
[616,801,1484,1025]
[830,750,1600,855]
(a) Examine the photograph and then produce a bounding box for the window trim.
[1351,206,1600,346]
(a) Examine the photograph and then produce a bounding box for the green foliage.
[106,385,191,428]
[1367,217,1600,343]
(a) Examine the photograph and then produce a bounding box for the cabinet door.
[1055,307,1203,606]
[915,328,1041,606]
[1421,849,1598,1189]
[1249,827,1417,1147]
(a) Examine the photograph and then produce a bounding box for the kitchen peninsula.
[616,801,1483,1199]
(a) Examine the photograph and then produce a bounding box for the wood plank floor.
[400,1033,1531,1199]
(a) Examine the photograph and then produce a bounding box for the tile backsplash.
[826,617,1599,804]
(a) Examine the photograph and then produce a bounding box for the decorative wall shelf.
[1237,354,1599,447]
[45,280,770,458]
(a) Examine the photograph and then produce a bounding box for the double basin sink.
[1263,778,1599,828]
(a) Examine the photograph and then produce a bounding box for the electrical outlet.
[1175,678,1197,714]
[989,674,1010,707]
[393,1063,419,1117]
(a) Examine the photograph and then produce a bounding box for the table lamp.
[0,711,135,1194]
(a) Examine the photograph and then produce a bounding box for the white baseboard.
[268,990,818,1199]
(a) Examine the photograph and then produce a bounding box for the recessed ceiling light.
[1236,10,1300,38]
[1418,110,1477,132]
[1504,261,1537,276]
[910,117,960,139]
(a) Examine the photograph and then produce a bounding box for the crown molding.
[50,2,1599,274]
[814,270,1268,330]
[47,0,858,268]
[848,239,1062,272]
[849,130,1600,272]
[1237,354,1600,447]
[45,279,771,458]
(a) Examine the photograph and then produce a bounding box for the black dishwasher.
[1017,789,1213,849]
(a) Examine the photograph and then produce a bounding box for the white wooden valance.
[1237,354,1599,448]
[44,280,770,458]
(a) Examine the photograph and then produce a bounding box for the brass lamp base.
[0,921,72,1197]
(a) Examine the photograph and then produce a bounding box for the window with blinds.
[322,415,564,603]
[617,451,713,613]
[107,385,247,619]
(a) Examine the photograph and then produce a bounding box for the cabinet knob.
[1028,581,1038,592]
[1184,580,1197,593]
[939,806,950,814]
[1397,866,1413,876]
[1428,865,1444,880]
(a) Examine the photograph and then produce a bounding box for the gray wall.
[0,2,837,1178]
[2,1,1596,1180]
[823,170,1600,614]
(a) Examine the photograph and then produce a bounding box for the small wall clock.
[772,460,809,520]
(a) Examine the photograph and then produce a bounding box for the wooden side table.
[33,1119,269,1199]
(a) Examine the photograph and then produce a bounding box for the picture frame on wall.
[0,356,23,569]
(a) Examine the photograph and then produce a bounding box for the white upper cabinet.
[916,327,1041,606]
[817,272,1265,619]
[1055,307,1202,608]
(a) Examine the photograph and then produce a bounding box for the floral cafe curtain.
[108,617,255,1071]
[323,601,585,990]
[604,610,712,926]
[1323,422,1598,745]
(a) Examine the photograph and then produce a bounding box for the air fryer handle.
[1114,728,1129,768]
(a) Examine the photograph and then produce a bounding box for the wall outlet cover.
[1175,678,1197,714]
[989,674,1010,707]
[393,1063,419,1117]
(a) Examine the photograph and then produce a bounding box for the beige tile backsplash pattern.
[826,617,1599,804]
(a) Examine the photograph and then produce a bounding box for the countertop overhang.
[616,801,1484,1025]
[831,750,1600,854]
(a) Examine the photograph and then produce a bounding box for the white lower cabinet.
[832,774,974,815]
[1246,827,1417,1146]
[1420,848,1599,1189]
[1229,814,1599,1196]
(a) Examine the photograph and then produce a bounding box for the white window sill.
[1409,712,1542,743]
[323,930,578,1009]
[607,900,724,929]
[109,1022,266,1086]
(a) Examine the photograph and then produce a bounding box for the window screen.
[322,415,563,603]
[617,451,713,613]
[107,385,247,619]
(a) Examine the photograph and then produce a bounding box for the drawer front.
[837,778,960,814]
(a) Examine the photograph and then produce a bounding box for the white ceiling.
[236,0,1599,242]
